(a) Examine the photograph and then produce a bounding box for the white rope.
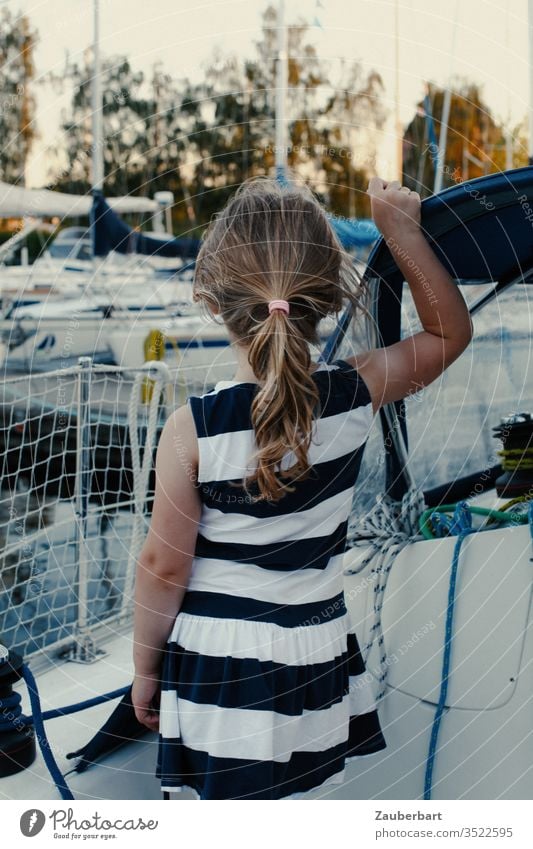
[345,488,426,701]
[120,360,172,618]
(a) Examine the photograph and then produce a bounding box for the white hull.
[108,316,236,383]
[0,302,203,371]
[0,225,194,314]
[0,311,178,369]
[2,265,193,313]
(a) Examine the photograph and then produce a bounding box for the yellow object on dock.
[142,329,165,403]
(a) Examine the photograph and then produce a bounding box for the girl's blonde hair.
[193,176,365,501]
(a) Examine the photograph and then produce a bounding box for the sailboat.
[0,185,193,309]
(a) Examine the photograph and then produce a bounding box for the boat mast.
[528,0,533,165]
[433,89,452,194]
[504,0,513,170]
[433,0,459,193]
[394,0,402,180]
[90,0,104,257]
[275,0,288,182]
[92,0,104,194]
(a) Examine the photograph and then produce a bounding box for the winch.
[0,645,36,778]
[493,412,533,498]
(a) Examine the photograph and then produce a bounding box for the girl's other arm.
[350,177,473,413]
[132,404,201,729]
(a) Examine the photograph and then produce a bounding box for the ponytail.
[246,308,319,501]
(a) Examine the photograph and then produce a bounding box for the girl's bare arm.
[349,177,473,413]
[132,404,200,679]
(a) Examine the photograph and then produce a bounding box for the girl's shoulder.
[312,358,373,412]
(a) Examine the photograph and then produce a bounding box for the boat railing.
[0,356,224,670]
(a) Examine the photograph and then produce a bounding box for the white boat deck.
[2,619,393,802]
[1,628,168,801]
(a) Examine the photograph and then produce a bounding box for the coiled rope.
[344,487,427,701]
[419,503,529,540]
[498,446,533,471]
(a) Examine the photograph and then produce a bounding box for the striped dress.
[156,358,387,800]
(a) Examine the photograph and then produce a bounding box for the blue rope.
[424,501,473,800]
[22,664,75,800]
[39,685,129,721]
[0,662,130,801]
[430,512,453,537]
[423,500,533,799]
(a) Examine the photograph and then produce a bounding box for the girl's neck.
[230,341,319,384]
[231,343,260,383]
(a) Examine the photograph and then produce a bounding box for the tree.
[184,5,387,219]
[0,9,37,185]
[51,4,387,223]
[54,54,202,232]
[57,52,154,196]
[317,61,386,217]
[401,80,524,196]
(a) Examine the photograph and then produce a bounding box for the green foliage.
[177,6,387,221]
[402,80,527,196]
[1,3,525,230]
[0,9,37,184]
[58,54,158,196]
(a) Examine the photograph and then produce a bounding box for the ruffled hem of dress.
[160,743,386,801]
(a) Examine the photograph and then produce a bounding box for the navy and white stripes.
[156,360,386,799]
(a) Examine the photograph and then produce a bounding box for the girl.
[132,176,472,800]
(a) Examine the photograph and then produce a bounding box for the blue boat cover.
[91,193,201,259]
[328,215,379,249]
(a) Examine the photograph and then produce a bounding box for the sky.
[6,0,531,187]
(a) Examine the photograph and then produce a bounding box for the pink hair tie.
[268,299,290,316]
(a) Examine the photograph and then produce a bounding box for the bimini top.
[325,165,533,361]
[367,165,533,287]
[323,166,533,500]
[0,180,158,219]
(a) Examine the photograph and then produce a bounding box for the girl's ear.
[194,293,220,315]
[208,299,221,315]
